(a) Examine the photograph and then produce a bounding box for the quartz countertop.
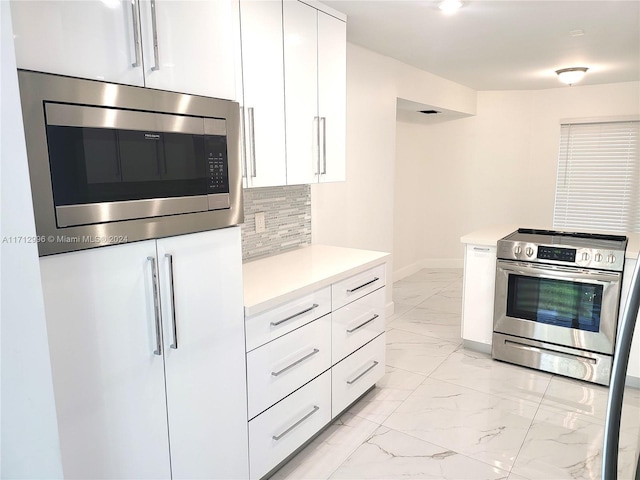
[461,225,639,260]
[243,244,390,317]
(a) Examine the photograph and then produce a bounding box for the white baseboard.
[385,301,395,317]
[393,258,464,283]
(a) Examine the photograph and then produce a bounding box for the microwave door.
[118,129,164,183]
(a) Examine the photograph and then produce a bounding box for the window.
[553,121,640,233]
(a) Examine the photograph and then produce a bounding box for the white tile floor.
[271,269,640,480]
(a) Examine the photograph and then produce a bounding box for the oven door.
[494,259,622,355]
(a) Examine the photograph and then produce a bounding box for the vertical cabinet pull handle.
[150,0,160,71]
[346,314,379,333]
[130,0,142,67]
[270,304,319,327]
[248,107,257,177]
[346,361,379,385]
[271,348,320,376]
[272,406,320,441]
[147,256,162,356]
[240,106,247,179]
[321,116,327,175]
[314,116,320,175]
[165,254,178,349]
[346,277,380,294]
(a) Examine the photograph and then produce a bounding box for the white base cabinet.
[39,228,249,479]
[244,262,386,479]
[461,244,497,347]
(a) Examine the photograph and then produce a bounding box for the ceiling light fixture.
[439,0,463,14]
[555,67,589,86]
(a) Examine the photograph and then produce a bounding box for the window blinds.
[553,121,640,234]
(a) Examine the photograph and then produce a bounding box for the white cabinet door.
[39,241,171,479]
[157,228,249,479]
[461,244,497,346]
[239,0,287,187]
[139,0,239,99]
[317,11,346,183]
[10,0,145,86]
[283,0,318,185]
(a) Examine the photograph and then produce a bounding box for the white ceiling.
[322,0,640,91]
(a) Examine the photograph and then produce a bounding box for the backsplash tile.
[241,185,311,261]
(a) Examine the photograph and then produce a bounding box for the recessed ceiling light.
[570,29,585,37]
[556,67,589,86]
[439,0,463,14]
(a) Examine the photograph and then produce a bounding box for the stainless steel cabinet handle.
[147,256,162,356]
[240,106,247,179]
[130,0,142,67]
[272,405,319,441]
[346,314,379,333]
[314,116,320,175]
[347,277,380,294]
[150,0,160,71]
[270,304,319,327]
[271,348,320,377]
[473,247,491,252]
[165,254,178,349]
[346,361,379,385]
[320,116,327,175]
[248,107,256,177]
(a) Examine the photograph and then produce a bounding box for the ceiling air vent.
[419,110,441,115]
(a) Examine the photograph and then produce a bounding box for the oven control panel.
[537,246,576,262]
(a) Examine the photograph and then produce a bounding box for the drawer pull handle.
[272,405,320,441]
[271,304,319,327]
[271,348,320,377]
[346,314,379,333]
[347,277,380,294]
[346,361,379,385]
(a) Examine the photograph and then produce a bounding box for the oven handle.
[496,260,621,283]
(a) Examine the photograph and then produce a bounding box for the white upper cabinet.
[10,0,239,99]
[138,0,239,99]
[239,0,287,187]
[284,1,346,185]
[10,0,145,86]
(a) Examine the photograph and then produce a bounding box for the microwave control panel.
[206,135,229,194]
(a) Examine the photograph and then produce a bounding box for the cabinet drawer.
[332,264,386,310]
[332,287,385,364]
[245,286,331,352]
[247,316,331,419]
[249,371,331,480]
[331,333,385,417]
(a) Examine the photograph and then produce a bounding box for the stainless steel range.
[492,228,628,385]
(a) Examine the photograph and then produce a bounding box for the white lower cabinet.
[247,316,331,419]
[248,371,332,479]
[332,333,386,416]
[461,244,498,346]
[244,262,387,479]
[39,228,249,479]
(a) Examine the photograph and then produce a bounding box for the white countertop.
[461,225,639,260]
[243,244,391,317]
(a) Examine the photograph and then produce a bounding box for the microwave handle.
[150,0,160,71]
[130,0,142,68]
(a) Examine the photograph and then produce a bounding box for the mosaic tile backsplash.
[241,185,311,261]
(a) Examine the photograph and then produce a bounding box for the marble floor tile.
[385,329,458,376]
[510,403,640,480]
[399,269,463,284]
[430,349,552,404]
[347,366,426,424]
[417,292,463,315]
[271,412,380,480]
[391,310,462,345]
[329,426,510,480]
[383,377,538,471]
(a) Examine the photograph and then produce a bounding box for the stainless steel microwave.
[17,70,243,256]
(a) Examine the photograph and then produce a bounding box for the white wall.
[394,82,640,278]
[311,43,477,300]
[0,3,63,477]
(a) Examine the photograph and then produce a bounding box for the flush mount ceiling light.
[556,67,589,86]
[439,0,463,14]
